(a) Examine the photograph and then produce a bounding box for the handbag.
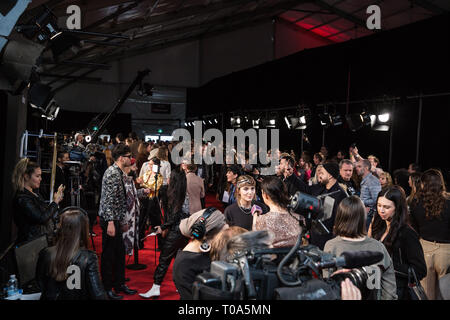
[408,266,428,300]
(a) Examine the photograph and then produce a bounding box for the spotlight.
[319,113,331,128]
[202,120,206,125]
[378,113,390,123]
[19,6,62,42]
[298,115,307,130]
[214,118,218,124]
[330,113,343,126]
[252,119,260,129]
[372,112,391,131]
[360,112,372,127]
[184,122,187,127]
[208,120,212,125]
[231,116,241,128]
[85,135,92,143]
[284,116,292,129]
[28,82,53,110]
[40,99,60,121]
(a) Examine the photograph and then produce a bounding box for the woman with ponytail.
[12,158,65,245]
[253,176,301,248]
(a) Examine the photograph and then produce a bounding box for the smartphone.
[152,164,159,173]
[251,204,262,216]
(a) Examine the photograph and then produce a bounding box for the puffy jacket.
[36,247,107,300]
[13,189,59,245]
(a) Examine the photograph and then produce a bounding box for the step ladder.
[19,130,58,203]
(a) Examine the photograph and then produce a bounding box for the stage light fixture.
[319,113,331,128]
[330,113,343,126]
[252,118,260,129]
[214,118,218,124]
[40,99,60,121]
[284,116,292,129]
[378,113,390,123]
[372,112,391,131]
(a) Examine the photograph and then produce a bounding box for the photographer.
[324,196,397,300]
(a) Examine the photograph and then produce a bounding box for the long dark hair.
[371,186,409,253]
[50,210,90,281]
[415,169,449,219]
[167,167,187,214]
[260,176,290,210]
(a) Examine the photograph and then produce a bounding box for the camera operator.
[324,196,397,300]
[309,162,347,250]
[173,208,229,300]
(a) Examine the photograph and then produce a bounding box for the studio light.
[378,113,390,123]
[319,113,331,128]
[252,118,260,129]
[231,116,241,128]
[373,112,391,131]
[298,115,307,130]
[214,118,218,124]
[284,116,292,129]
[40,99,60,121]
[330,113,343,126]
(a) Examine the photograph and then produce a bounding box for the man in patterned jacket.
[99,143,137,300]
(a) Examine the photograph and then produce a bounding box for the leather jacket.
[13,189,59,245]
[36,247,107,300]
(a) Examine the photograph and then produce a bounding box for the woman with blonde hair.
[12,158,65,245]
[379,171,393,192]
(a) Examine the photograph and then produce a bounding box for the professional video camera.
[192,191,383,300]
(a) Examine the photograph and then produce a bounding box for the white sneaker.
[139,285,160,299]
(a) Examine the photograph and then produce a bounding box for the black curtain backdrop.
[187,14,450,176]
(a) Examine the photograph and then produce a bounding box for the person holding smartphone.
[12,158,65,246]
[224,175,269,231]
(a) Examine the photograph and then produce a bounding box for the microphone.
[317,251,384,270]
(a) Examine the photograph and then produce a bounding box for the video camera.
[193,191,383,300]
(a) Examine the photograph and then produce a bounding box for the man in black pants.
[98,144,137,300]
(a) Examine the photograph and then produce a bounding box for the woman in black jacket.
[369,185,427,300]
[139,167,190,299]
[12,158,65,245]
[36,209,107,300]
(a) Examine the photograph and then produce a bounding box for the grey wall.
[52,19,333,137]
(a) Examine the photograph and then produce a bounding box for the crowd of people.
[10,131,450,300]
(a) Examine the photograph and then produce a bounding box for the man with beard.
[338,159,359,196]
[99,144,137,299]
[310,162,347,250]
[279,155,309,197]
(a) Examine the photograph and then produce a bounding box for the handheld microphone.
[317,251,384,270]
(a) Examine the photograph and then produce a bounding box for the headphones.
[190,207,217,241]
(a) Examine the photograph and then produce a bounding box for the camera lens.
[330,268,370,299]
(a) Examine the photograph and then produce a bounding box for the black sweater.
[172,250,211,300]
[410,199,450,243]
[224,200,269,231]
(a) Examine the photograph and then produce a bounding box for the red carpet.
[92,193,224,300]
